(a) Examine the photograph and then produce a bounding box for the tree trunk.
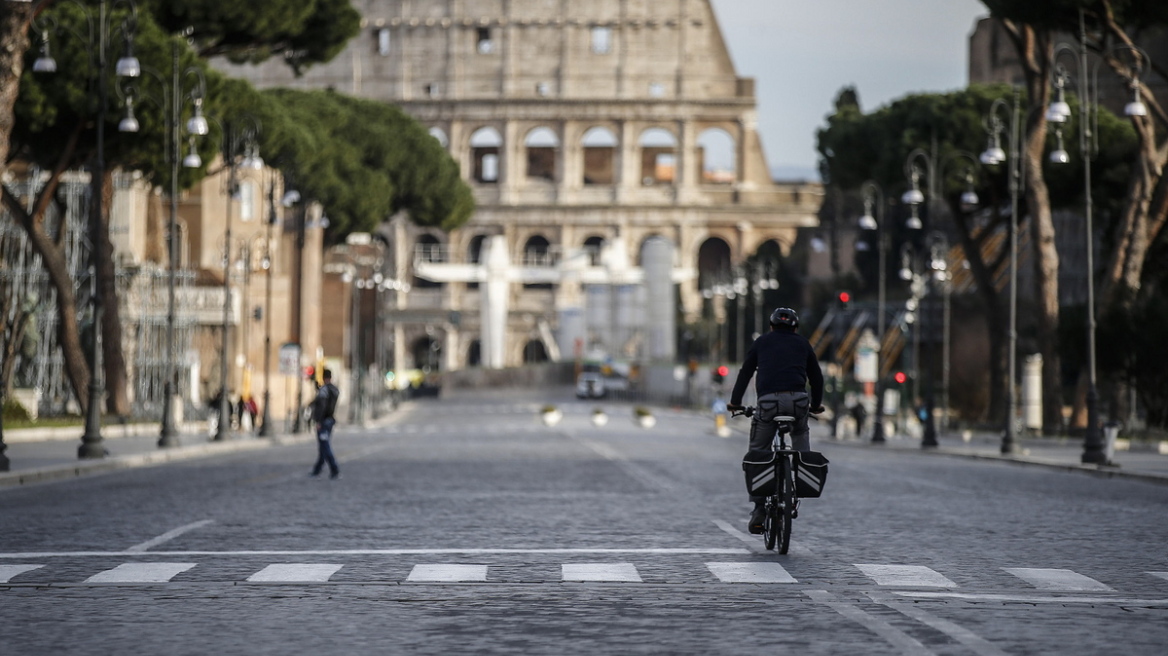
[1,185,91,415]
[96,171,129,416]
[0,1,35,176]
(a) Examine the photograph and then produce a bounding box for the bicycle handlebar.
[730,405,823,420]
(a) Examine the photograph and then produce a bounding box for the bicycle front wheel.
[777,457,795,554]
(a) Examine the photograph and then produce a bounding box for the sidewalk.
[716,412,1168,486]
[0,409,406,488]
[824,426,1168,485]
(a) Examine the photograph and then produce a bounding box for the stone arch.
[524,126,559,181]
[638,127,677,185]
[466,339,482,367]
[428,126,449,148]
[696,237,732,292]
[523,339,549,363]
[466,233,488,289]
[583,235,605,266]
[413,233,444,289]
[469,126,502,184]
[696,127,736,184]
[635,233,670,266]
[523,234,553,290]
[581,126,618,185]
[411,335,442,372]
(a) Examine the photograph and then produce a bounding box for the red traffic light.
[894,371,907,384]
[838,291,851,304]
[717,365,729,377]
[304,365,315,379]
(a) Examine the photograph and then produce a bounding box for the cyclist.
[727,307,825,534]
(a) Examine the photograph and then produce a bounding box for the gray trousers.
[748,391,811,503]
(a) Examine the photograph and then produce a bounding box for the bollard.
[1103,422,1120,464]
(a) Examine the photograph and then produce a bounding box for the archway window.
[524,340,549,363]
[411,336,442,372]
[428,126,449,148]
[467,340,482,367]
[583,235,605,266]
[470,127,502,184]
[525,127,559,181]
[582,127,617,185]
[239,181,256,221]
[639,128,677,185]
[697,238,732,293]
[467,234,487,289]
[591,27,612,54]
[697,128,736,184]
[523,235,553,289]
[413,234,444,289]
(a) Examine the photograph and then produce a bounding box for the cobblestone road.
[2,391,1165,655]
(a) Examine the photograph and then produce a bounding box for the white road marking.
[1147,571,1168,582]
[712,519,766,553]
[707,561,797,583]
[893,591,1168,605]
[0,564,43,583]
[85,562,197,583]
[125,520,215,552]
[866,592,1010,656]
[855,564,958,588]
[406,564,489,582]
[804,590,936,656]
[562,563,642,582]
[0,548,748,558]
[247,564,342,582]
[1004,567,1113,591]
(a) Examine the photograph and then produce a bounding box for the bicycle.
[733,406,801,554]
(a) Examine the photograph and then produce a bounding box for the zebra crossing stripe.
[247,564,342,583]
[86,563,197,583]
[562,563,642,582]
[0,564,43,583]
[707,562,797,583]
[856,564,958,588]
[1004,568,1113,591]
[407,564,488,582]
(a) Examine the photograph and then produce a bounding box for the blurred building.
[220,0,821,373]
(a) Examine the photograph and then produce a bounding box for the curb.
[828,439,1168,487]
[0,405,411,489]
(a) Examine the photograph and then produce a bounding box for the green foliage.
[142,0,361,73]
[242,86,474,239]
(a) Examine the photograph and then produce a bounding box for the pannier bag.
[742,450,830,498]
[794,451,830,498]
[742,449,779,496]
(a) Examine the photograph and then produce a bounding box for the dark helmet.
[769,307,799,328]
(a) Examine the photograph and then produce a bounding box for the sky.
[709,0,990,181]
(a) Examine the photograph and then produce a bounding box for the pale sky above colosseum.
[710,0,989,181]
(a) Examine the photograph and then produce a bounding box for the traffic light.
[837,291,851,309]
[893,371,907,385]
[304,365,315,381]
[712,365,729,384]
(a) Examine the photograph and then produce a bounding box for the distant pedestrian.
[309,369,341,479]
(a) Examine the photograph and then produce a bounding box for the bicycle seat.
[775,415,795,423]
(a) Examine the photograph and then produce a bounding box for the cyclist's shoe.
[748,505,765,534]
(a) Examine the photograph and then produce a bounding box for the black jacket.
[311,383,339,423]
[730,328,824,408]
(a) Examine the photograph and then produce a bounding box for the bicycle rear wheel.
[762,496,777,550]
[777,457,795,554]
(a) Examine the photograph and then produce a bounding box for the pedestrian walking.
[309,369,341,479]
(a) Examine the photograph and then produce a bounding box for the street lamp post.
[117,38,209,447]
[214,118,262,441]
[256,184,283,437]
[901,148,980,446]
[34,0,142,459]
[1048,17,1148,464]
[858,181,887,443]
[981,89,1024,455]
